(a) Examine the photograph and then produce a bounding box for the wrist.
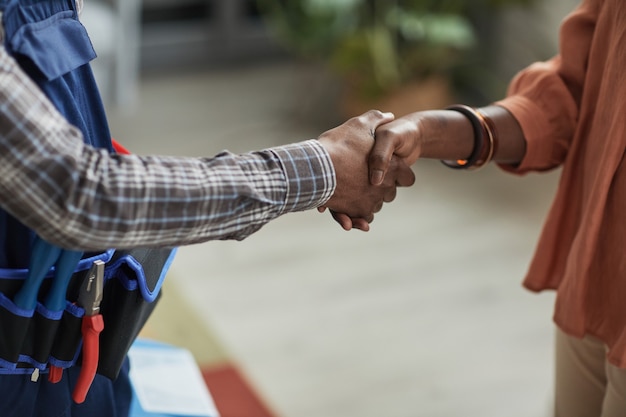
[441,105,498,170]
[476,105,526,164]
[416,110,474,162]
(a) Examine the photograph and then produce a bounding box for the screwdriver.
[13,237,82,311]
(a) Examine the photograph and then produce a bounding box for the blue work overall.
[0,0,131,416]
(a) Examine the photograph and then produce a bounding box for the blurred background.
[82,1,579,416]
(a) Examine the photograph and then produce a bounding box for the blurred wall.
[136,0,581,78]
[89,0,584,110]
[491,0,581,87]
[139,0,282,72]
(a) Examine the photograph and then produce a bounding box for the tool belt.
[0,248,175,380]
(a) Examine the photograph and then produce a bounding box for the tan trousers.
[555,328,626,417]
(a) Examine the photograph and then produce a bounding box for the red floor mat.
[202,363,276,417]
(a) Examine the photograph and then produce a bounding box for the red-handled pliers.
[72,260,105,404]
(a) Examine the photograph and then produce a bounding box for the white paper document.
[129,341,220,417]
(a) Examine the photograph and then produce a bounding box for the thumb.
[369,135,399,186]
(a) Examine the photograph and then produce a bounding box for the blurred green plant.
[257,0,535,100]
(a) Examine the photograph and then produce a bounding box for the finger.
[317,206,327,213]
[388,157,416,187]
[330,210,353,231]
[383,187,397,203]
[396,165,416,187]
[351,218,370,232]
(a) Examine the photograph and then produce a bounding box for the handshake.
[316,110,422,231]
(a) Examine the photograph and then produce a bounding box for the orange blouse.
[496,0,626,367]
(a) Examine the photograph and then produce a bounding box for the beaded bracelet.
[441,104,497,170]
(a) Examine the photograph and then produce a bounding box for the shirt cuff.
[270,139,336,214]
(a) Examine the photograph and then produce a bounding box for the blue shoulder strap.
[0,0,113,267]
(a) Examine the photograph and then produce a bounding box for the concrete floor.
[107,61,561,417]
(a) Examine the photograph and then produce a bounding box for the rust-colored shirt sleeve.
[496,0,599,173]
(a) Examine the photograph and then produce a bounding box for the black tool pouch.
[0,247,176,379]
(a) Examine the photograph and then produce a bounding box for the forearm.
[415,105,526,165]
[1,138,334,251]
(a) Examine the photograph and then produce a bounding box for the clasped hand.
[317,110,417,231]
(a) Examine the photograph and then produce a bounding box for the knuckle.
[358,109,384,125]
[367,109,384,119]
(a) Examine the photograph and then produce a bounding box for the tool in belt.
[72,260,104,403]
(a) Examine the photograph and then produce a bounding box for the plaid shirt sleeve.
[0,46,336,250]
